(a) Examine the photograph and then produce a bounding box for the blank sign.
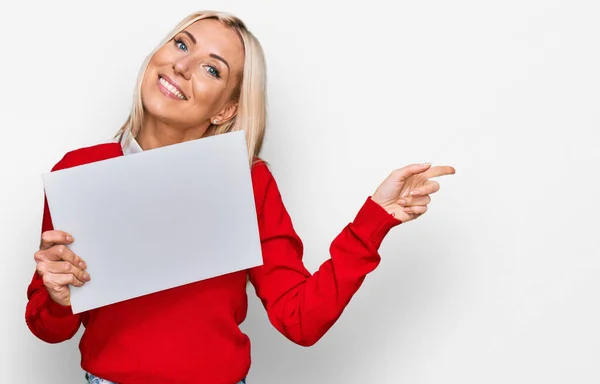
[42,130,263,314]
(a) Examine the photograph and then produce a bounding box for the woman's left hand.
[371,163,455,223]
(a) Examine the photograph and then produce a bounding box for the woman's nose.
[173,56,193,80]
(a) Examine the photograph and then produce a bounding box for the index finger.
[423,165,456,179]
[40,230,74,250]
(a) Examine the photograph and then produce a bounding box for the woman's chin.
[143,97,180,121]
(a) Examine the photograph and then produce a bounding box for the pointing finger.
[423,165,455,179]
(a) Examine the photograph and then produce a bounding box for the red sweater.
[25,142,401,384]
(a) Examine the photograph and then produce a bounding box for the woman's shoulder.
[250,157,281,209]
[51,141,124,172]
[250,157,274,182]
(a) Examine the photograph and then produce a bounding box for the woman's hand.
[372,163,455,223]
[34,230,90,307]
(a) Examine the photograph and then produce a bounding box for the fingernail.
[66,235,73,242]
[83,273,90,281]
[422,162,431,166]
[410,190,420,196]
[398,199,406,205]
[79,262,86,269]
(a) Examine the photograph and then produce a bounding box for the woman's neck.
[136,115,211,151]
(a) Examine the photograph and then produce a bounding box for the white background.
[1,0,599,383]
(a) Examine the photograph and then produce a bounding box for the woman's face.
[141,19,245,129]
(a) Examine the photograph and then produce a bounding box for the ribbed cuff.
[45,293,74,318]
[352,197,402,248]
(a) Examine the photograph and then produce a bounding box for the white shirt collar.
[119,132,143,155]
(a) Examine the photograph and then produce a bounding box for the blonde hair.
[115,11,267,166]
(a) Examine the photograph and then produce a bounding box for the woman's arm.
[25,196,83,343]
[25,151,89,344]
[248,163,401,346]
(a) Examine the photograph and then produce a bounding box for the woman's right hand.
[34,230,91,307]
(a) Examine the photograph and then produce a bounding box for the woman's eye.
[175,40,188,52]
[205,66,220,78]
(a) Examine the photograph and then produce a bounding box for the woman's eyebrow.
[210,54,230,71]
[182,31,197,44]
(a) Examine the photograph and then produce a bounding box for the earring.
[213,119,218,124]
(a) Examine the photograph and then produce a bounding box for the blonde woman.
[25,11,455,384]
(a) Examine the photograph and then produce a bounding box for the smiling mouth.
[157,76,187,100]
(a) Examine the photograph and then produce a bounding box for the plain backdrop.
[1,0,599,383]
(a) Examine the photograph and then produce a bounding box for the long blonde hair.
[115,11,267,166]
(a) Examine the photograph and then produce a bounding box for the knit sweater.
[25,141,401,384]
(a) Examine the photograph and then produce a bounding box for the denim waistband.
[86,372,246,383]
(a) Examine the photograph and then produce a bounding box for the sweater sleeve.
[25,158,83,343]
[248,164,401,346]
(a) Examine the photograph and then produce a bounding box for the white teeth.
[159,77,185,100]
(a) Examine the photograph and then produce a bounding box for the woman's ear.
[211,102,239,125]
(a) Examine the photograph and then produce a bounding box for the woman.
[25,10,455,384]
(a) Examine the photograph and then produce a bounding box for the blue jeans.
[86,372,246,383]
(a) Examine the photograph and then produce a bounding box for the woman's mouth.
[157,76,187,100]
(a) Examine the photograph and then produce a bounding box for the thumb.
[390,163,431,183]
